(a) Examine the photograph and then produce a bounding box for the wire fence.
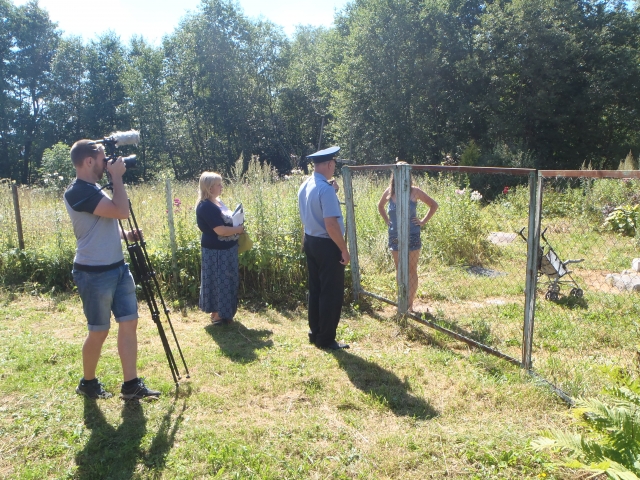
[343,164,640,400]
[531,171,640,397]
[343,164,535,364]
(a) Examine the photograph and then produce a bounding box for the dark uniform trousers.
[304,234,345,347]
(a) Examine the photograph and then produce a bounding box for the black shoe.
[120,378,161,400]
[212,318,233,326]
[76,378,113,399]
[308,331,316,344]
[323,341,350,350]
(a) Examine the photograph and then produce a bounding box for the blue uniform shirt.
[298,172,345,238]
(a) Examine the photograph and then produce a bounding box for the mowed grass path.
[0,292,575,479]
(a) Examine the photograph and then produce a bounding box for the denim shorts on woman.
[388,232,422,252]
[72,264,138,331]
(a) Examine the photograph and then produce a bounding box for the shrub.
[533,369,640,479]
[460,140,481,167]
[602,205,640,237]
[423,178,496,266]
[589,179,640,211]
[0,247,74,291]
[39,142,74,191]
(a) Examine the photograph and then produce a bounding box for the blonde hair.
[197,171,222,206]
[387,160,412,199]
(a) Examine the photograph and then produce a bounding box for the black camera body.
[99,130,140,169]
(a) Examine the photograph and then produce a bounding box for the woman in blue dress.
[378,163,438,312]
[196,172,245,325]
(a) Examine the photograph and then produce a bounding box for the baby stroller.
[517,227,584,300]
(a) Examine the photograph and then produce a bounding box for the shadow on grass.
[333,351,439,419]
[551,295,589,309]
[144,398,188,471]
[401,321,449,349]
[425,312,494,345]
[204,321,273,363]
[76,399,146,480]
[368,308,482,349]
[76,397,186,479]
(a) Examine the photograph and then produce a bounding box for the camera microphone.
[108,130,140,147]
[93,130,140,147]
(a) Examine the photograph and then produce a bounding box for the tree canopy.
[1,0,639,184]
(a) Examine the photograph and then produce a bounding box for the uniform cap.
[306,146,340,163]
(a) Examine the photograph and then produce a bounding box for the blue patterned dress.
[196,199,239,320]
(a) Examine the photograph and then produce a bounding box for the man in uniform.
[298,146,350,350]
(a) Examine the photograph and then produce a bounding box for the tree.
[476,0,640,168]
[278,26,332,164]
[0,0,16,180]
[10,0,60,184]
[48,37,88,144]
[124,37,174,179]
[84,32,130,138]
[328,0,487,164]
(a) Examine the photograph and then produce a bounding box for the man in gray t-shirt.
[64,139,160,401]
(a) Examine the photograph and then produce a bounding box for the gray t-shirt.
[63,179,124,268]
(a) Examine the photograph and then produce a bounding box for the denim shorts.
[72,264,138,331]
[388,233,422,252]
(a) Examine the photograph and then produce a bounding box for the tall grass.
[1,166,639,307]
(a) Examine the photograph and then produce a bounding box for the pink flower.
[455,189,465,195]
[173,198,182,207]
[503,186,509,194]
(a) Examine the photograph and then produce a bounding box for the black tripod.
[119,199,190,387]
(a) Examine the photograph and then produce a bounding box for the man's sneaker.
[120,378,161,400]
[76,378,113,399]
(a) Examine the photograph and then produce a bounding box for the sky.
[13,0,349,44]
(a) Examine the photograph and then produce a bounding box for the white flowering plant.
[39,142,75,191]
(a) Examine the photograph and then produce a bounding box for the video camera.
[92,130,140,168]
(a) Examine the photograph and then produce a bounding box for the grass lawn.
[0,290,585,479]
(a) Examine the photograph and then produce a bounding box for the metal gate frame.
[342,164,640,405]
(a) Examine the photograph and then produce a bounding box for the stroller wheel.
[570,288,583,298]
[545,291,559,301]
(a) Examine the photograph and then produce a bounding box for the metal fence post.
[396,164,411,315]
[522,171,542,370]
[11,184,25,250]
[342,166,361,301]
[165,178,179,286]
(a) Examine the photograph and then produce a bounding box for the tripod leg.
[137,277,181,386]
[120,204,191,385]
[151,275,191,378]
